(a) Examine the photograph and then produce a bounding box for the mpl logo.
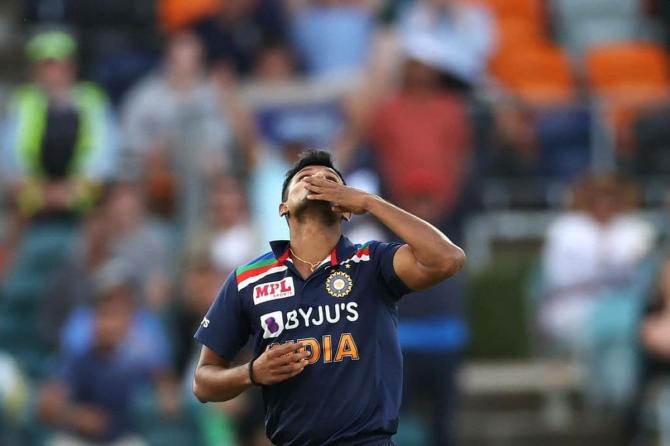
[260,311,284,339]
[253,277,295,305]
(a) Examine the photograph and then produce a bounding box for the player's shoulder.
[235,251,277,276]
[234,251,285,291]
[340,240,386,265]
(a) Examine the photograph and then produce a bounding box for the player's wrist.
[248,357,261,386]
[362,193,381,213]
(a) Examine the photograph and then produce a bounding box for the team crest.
[325,271,353,298]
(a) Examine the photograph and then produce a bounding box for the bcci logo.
[325,271,353,298]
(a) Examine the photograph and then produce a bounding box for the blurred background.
[0,0,669,445]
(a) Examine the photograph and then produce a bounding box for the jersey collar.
[269,235,357,268]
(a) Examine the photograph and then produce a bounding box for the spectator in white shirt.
[540,174,656,352]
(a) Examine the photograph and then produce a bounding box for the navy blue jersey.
[194,236,411,446]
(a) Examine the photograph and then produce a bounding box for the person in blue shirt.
[192,150,465,446]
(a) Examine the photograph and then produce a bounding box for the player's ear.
[341,212,352,222]
[278,202,289,218]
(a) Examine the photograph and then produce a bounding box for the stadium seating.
[488,18,546,83]
[494,43,576,105]
[585,42,670,153]
[586,43,670,95]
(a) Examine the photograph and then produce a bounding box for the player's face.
[280,165,343,222]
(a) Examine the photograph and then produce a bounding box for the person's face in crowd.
[94,288,134,351]
[403,59,441,92]
[34,58,76,94]
[255,46,295,81]
[105,185,145,235]
[589,183,622,223]
[166,33,205,79]
[280,165,343,226]
[209,177,247,228]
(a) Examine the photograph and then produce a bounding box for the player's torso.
[243,260,390,364]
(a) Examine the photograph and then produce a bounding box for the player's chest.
[244,266,376,340]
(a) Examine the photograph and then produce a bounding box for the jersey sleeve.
[369,241,412,302]
[194,272,250,362]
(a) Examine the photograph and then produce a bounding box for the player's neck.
[288,221,341,274]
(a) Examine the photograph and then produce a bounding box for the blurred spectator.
[59,260,173,381]
[287,0,379,82]
[1,30,119,217]
[121,32,231,229]
[41,208,112,347]
[396,172,468,446]
[39,267,179,446]
[192,0,288,78]
[366,53,473,221]
[252,42,297,83]
[398,0,496,89]
[102,183,172,311]
[540,175,656,353]
[188,175,261,276]
[242,41,348,152]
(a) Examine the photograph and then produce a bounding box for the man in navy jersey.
[193,150,465,446]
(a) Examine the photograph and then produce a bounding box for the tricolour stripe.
[236,254,276,275]
[237,265,288,291]
[237,260,280,283]
[345,253,370,264]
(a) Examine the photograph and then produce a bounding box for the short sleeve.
[194,273,250,362]
[369,241,412,302]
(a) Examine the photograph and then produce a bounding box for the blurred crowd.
[0,0,669,445]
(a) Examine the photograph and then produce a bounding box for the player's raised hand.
[251,342,310,385]
[304,176,369,215]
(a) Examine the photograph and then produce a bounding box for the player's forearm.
[193,363,252,403]
[365,195,465,275]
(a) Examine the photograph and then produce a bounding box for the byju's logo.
[260,311,284,339]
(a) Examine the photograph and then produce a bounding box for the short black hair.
[281,150,345,201]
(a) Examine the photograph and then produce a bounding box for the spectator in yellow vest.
[1,30,119,217]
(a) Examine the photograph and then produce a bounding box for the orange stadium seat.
[488,19,549,88]
[499,44,576,105]
[585,42,670,153]
[159,0,221,32]
[586,42,670,94]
